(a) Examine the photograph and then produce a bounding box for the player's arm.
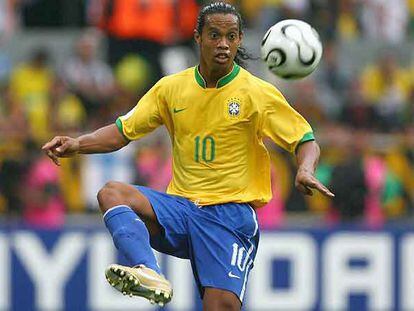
[42,124,129,166]
[257,81,334,198]
[295,140,334,197]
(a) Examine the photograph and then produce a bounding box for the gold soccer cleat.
[105,264,173,307]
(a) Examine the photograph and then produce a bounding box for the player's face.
[195,13,242,70]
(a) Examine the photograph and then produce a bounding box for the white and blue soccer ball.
[260,19,323,79]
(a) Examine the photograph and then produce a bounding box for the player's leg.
[188,202,259,311]
[97,181,161,270]
[97,181,171,305]
[98,181,161,234]
[203,288,241,311]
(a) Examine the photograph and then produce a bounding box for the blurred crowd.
[1,0,414,229]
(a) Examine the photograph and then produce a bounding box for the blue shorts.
[137,186,260,302]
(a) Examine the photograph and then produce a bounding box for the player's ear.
[239,31,244,44]
[194,30,201,44]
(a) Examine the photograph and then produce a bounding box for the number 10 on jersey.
[194,136,215,162]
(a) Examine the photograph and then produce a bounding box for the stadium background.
[1,0,414,310]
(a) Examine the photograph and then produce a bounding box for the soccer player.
[42,2,334,310]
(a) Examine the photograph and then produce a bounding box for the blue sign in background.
[2,224,413,311]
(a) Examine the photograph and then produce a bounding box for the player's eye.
[228,33,237,41]
[209,32,219,39]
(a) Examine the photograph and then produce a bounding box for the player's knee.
[205,294,240,311]
[97,181,127,212]
[214,297,240,311]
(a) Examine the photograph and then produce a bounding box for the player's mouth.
[214,53,230,64]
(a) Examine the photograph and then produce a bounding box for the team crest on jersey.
[227,98,242,117]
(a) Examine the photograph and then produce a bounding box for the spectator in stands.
[0,83,27,214]
[0,0,18,41]
[256,148,290,229]
[9,48,54,143]
[329,129,367,223]
[401,125,414,210]
[308,0,339,41]
[255,0,309,34]
[341,79,374,129]
[408,0,414,37]
[50,77,86,134]
[0,158,25,215]
[0,0,21,83]
[314,41,349,120]
[49,78,87,213]
[0,71,34,216]
[280,0,309,19]
[336,0,359,40]
[381,147,411,219]
[87,0,199,81]
[23,140,65,228]
[360,0,409,44]
[62,29,115,120]
[359,51,411,131]
[134,139,172,192]
[0,83,27,145]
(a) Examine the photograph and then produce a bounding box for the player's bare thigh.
[97,181,161,236]
[203,288,241,311]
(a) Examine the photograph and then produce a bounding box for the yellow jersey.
[116,64,314,207]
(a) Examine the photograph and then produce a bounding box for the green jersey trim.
[217,63,240,88]
[295,131,315,153]
[300,131,315,143]
[195,66,206,88]
[115,118,130,141]
[194,63,240,89]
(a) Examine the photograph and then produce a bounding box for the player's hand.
[42,136,80,166]
[295,168,335,198]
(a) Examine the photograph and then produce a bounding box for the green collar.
[195,63,240,89]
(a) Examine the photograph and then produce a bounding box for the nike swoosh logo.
[173,108,187,113]
[228,271,241,279]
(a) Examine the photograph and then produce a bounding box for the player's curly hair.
[195,1,254,67]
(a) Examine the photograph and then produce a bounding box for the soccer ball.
[260,19,323,79]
